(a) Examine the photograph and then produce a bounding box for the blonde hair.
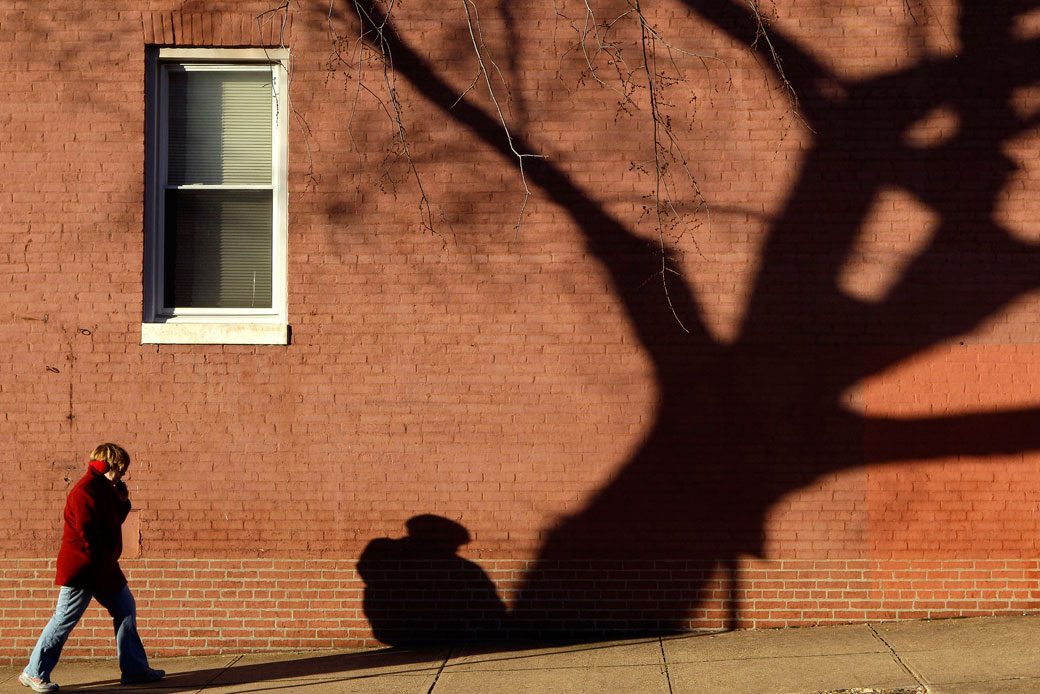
[90,443,130,473]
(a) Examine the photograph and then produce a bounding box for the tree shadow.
[345,0,1040,640]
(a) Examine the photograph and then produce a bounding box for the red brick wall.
[5,557,1039,660]
[3,0,1040,663]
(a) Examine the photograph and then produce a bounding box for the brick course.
[4,558,1039,662]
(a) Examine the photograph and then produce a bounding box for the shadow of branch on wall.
[342,0,1040,640]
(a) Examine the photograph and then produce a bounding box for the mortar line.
[425,645,454,694]
[867,623,929,693]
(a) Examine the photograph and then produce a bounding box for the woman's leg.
[25,587,93,680]
[93,585,150,676]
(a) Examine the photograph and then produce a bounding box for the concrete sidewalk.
[4,615,1039,694]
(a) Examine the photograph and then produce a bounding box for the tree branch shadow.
[344,0,1040,640]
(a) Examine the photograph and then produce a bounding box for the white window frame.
[143,47,289,345]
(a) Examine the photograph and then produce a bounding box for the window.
[143,48,289,345]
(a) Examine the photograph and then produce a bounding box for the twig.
[460,0,547,234]
[258,1,320,189]
[349,0,448,240]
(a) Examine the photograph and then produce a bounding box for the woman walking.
[20,443,164,692]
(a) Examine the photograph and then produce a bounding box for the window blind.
[164,190,273,309]
[163,67,275,310]
[167,70,273,185]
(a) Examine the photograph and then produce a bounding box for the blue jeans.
[25,585,150,680]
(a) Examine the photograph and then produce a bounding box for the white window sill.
[141,322,289,345]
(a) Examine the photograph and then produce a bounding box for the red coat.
[54,466,131,592]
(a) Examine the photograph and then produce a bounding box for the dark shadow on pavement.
[66,633,722,692]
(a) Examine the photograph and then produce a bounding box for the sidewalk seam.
[424,645,453,694]
[657,636,674,694]
[195,654,243,694]
[867,623,929,693]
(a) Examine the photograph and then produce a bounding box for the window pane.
[167,69,273,185]
[164,190,273,309]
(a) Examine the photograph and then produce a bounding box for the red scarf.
[88,459,109,474]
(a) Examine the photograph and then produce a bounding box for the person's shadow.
[357,515,507,646]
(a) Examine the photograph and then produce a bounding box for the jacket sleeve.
[114,481,132,523]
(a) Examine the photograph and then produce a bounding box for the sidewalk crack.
[425,645,454,694]
[658,636,674,694]
[867,623,929,693]
[195,654,244,694]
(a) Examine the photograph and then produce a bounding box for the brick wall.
[5,557,1039,661]
[3,0,1040,664]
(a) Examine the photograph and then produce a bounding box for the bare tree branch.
[346,0,716,350]
[459,0,547,233]
[258,1,320,189]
